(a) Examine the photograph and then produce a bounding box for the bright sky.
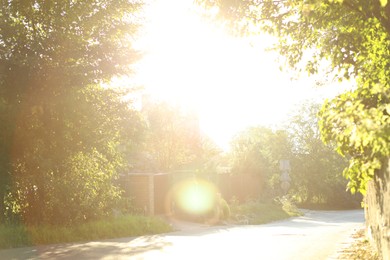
[132,0,352,150]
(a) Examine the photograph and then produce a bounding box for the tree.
[134,100,219,173]
[229,126,293,195]
[197,0,390,194]
[0,0,142,224]
[287,102,360,207]
[7,86,144,224]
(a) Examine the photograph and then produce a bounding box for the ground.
[336,228,379,260]
[0,210,367,259]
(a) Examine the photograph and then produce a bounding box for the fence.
[119,172,264,215]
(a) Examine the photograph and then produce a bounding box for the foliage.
[225,103,361,208]
[287,102,360,207]
[219,197,231,220]
[229,126,292,193]
[133,100,220,172]
[197,0,389,79]
[0,223,30,249]
[0,0,142,223]
[0,215,172,249]
[0,0,141,91]
[320,84,390,194]
[197,0,390,194]
[141,101,201,171]
[229,199,299,225]
[275,196,302,216]
[6,86,143,225]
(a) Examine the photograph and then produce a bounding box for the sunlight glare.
[134,0,352,150]
[174,179,217,216]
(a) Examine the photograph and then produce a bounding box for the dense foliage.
[288,103,360,207]
[227,103,360,208]
[230,127,292,194]
[320,84,390,194]
[139,101,202,171]
[0,0,142,224]
[197,0,390,194]
[127,100,220,173]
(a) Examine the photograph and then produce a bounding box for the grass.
[0,198,302,250]
[0,214,172,250]
[229,197,302,225]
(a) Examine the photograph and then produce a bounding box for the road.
[1,210,364,260]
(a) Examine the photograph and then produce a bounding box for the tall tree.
[287,102,359,207]
[136,100,209,172]
[229,126,292,194]
[197,0,390,194]
[0,0,142,223]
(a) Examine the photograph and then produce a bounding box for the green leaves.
[136,101,214,173]
[0,0,142,93]
[320,83,390,193]
[6,85,142,224]
[287,102,353,205]
[380,0,388,7]
[0,0,143,224]
[229,126,293,194]
[198,0,390,195]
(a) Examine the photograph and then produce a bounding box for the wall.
[120,173,171,215]
[217,173,264,202]
[119,172,265,216]
[365,158,390,260]
[120,173,154,215]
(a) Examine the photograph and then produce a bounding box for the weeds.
[229,197,301,225]
[0,215,172,250]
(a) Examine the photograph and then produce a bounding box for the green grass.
[0,215,172,250]
[0,224,31,249]
[0,200,301,249]
[229,198,302,225]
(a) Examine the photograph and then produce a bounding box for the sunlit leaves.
[198,0,390,195]
[320,83,390,193]
[229,126,293,193]
[134,101,215,173]
[287,102,351,204]
[0,0,142,95]
[0,0,143,223]
[380,0,388,7]
[7,86,142,224]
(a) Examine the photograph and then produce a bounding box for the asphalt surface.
[0,209,365,260]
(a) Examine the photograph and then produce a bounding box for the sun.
[133,0,343,150]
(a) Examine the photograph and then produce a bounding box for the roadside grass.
[0,199,302,249]
[0,215,172,250]
[229,198,302,225]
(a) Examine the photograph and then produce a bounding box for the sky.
[130,0,353,150]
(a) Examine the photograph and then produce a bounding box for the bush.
[220,198,231,220]
[229,199,300,225]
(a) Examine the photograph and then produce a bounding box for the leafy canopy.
[0,0,142,224]
[287,103,357,206]
[197,0,390,194]
[229,126,292,194]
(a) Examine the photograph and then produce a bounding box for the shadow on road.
[167,209,365,238]
[0,235,172,260]
[0,210,365,260]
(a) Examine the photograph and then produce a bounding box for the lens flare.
[174,179,217,215]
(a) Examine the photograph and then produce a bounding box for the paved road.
[1,210,364,260]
